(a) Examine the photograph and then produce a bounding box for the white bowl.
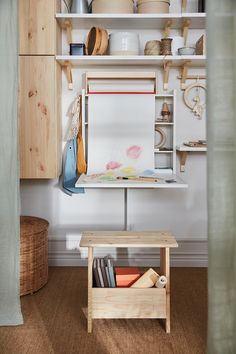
[109,32,140,55]
[178,47,196,55]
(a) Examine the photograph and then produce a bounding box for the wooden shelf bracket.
[181,0,187,13]
[163,20,172,38]
[163,61,172,91]
[182,19,191,45]
[179,60,191,90]
[177,149,207,172]
[65,60,73,90]
[64,20,72,45]
[178,151,188,172]
[177,73,206,91]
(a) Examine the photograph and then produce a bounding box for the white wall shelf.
[75,174,188,189]
[155,122,174,125]
[155,94,174,98]
[177,145,207,172]
[85,122,174,127]
[56,13,206,30]
[155,90,176,173]
[56,55,206,67]
[177,145,207,152]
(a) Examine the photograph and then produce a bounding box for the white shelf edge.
[154,168,173,173]
[154,150,174,153]
[75,182,188,189]
[86,122,174,126]
[56,55,206,67]
[155,94,174,98]
[75,174,188,189]
[56,13,206,31]
[177,145,207,152]
[56,13,206,19]
[56,13,180,18]
[155,122,174,125]
[182,13,206,17]
[56,55,206,60]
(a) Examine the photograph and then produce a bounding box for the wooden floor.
[0,267,207,354]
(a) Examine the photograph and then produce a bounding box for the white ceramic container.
[178,47,196,55]
[92,0,134,13]
[109,32,140,55]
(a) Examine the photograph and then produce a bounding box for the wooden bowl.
[99,28,109,55]
[86,27,108,55]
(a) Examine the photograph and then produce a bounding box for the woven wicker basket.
[20,216,49,296]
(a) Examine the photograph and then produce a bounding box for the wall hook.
[65,60,73,90]
[163,61,172,91]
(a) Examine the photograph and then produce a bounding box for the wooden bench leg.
[88,247,93,333]
[160,247,170,333]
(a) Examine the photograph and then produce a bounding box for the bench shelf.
[80,231,178,333]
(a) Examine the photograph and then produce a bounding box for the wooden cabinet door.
[19,0,57,55]
[19,56,61,179]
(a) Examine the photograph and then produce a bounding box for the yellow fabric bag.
[77,96,87,174]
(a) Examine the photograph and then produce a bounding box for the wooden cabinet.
[19,0,62,179]
[19,0,60,55]
[19,56,61,179]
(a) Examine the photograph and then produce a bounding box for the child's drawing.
[121,166,137,175]
[127,146,142,159]
[87,95,155,175]
[106,161,122,170]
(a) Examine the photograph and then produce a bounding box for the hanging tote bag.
[62,138,85,195]
[77,95,87,174]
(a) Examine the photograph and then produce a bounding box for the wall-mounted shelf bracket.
[177,74,206,90]
[163,61,172,91]
[182,19,191,45]
[163,20,172,38]
[64,60,73,90]
[64,20,72,45]
[181,0,187,13]
[177,151,188,172]
[179,60,192,90]
[177,146,207,172]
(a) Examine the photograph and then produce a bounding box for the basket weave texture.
[20,216,49,296]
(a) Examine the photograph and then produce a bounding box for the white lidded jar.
[137,0,170,13]
[109,32,140,55]
[92,0,134,13]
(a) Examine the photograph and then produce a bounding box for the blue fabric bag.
[62,138,84,196]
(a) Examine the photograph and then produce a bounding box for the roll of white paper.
[155,275,167,288]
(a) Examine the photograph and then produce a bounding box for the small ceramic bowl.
[178,47,196,55]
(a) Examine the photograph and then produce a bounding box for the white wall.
[20,0,207,267]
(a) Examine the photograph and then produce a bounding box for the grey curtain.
[0,0,23,325]
[207,0,236,352]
